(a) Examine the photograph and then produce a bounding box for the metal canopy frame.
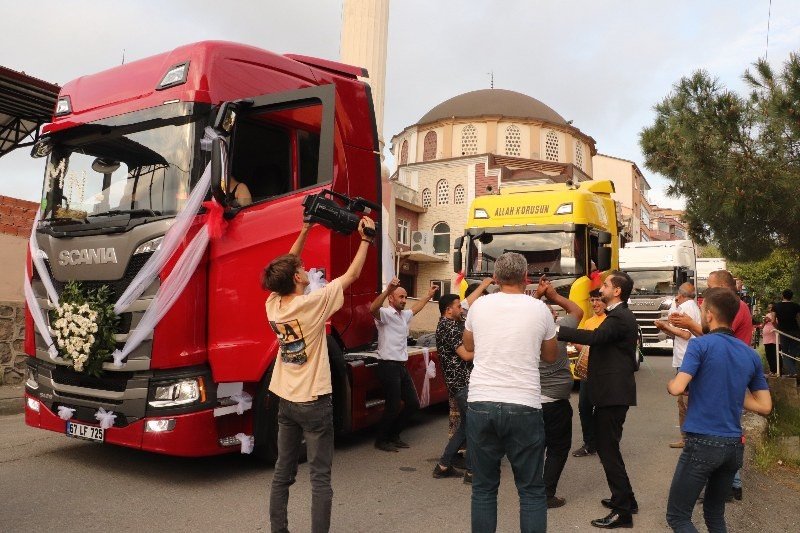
[0,65,59,157]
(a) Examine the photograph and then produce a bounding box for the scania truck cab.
[619,240,696,350]
[453,181,619,379]
[23,41,447,462]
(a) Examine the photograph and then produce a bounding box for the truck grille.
[53,402,129,427]
[39,252,154,302]
[52,366,133,393]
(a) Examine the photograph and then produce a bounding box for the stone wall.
[0,302,27,385]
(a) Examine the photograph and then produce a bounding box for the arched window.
[400,140,409,165]
[433,222,450,254]
[454,184,465,205]
[423,131,437,161]
[505,124,521,156]
[461,124,478,156]
[437,179,449,206]
[545,130,559,161]
[575,139,584,169]
[422,188,432,208]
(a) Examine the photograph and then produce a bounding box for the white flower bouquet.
[50,282,118,376]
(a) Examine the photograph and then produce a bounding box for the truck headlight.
[134,236,164,255]
[149,377,206,408]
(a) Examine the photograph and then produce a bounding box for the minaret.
[340,0,395,284]
[340,0,390,145]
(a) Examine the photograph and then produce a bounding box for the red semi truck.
[23,41,447,462]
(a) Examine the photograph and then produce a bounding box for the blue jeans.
[467,401,547,533]
[666,433,744,533]
[440,387,471,469]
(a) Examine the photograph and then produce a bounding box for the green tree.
[640,53,800,261]
[730,249,800,307]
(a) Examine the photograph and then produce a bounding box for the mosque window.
[400,140,409,165]
[504,125,521,156]
[545,130,559,161]
[437,179,449,206]
[422,188,432,208]
[432,222,451,254]
[575,139,584,169]
[423,131,437,161]
[461,124,478,156]
[454,184,465,205]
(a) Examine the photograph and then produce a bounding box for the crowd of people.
[260,216,779,533]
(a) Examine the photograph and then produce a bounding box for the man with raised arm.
[462,252,558,533]
[370,277,438,452]
[557,270,639,529]
[665,287,771,532]
[263,216,375,533]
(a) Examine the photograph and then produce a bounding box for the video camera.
[302,189,379,238]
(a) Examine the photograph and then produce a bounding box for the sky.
[2,0,798,210]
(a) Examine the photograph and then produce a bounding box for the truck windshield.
[627,269,676,295]
[466,231,585,277]
[40,111,205,221]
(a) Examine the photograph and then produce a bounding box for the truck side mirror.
[597,247,611,271]
[598,231,612,245]
[209,137,228,204]
[453,236,464,274]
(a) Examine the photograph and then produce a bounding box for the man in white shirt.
[462,252,558,533]
[370,277,438,452]
[655,282,701,449]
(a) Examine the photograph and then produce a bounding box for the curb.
[0,385,24,416]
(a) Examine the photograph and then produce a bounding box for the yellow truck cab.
[453,180,620,379]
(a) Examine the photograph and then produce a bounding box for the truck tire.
[253,367,279,466]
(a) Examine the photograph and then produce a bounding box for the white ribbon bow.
[230,391,253,415]
[305,268,328,294]
[94,407,117,430]
[57,406,75,420]
[235,433,254,454]
[419,347,437,408]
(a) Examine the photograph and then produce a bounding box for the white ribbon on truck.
[418,347,437,408]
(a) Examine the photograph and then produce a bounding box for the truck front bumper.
[25,394,232,456]
[23,359,247,457]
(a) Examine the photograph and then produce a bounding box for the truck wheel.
[253,369,279,466]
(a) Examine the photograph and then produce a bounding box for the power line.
[765,0,772,60]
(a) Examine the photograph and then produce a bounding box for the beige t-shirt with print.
[266,279,344,403]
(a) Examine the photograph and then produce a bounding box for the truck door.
[206,85,344,383]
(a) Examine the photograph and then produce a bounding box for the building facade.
[592,153,653,242]
[389,89,597,298]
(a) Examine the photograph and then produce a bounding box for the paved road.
[0,356,717,532]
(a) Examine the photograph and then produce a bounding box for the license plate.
[66,421,104,443]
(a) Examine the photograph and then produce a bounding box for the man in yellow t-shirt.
[263,215,375,533]
[571,289,607,457]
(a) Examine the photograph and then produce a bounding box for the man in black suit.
[558,270,638,529]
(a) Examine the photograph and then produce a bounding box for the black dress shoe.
[391,437,410,448]
[590,511,633,529]
[601,498,638,514]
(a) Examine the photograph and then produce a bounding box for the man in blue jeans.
[462,252,558,533]
[666,287,772,533]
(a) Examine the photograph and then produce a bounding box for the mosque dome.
[417,89,567,126]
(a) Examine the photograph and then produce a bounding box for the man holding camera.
[370,278,438,452]
[263,216,375,533]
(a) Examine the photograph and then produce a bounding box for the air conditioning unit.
[410,230,435,254]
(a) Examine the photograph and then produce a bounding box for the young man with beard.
[665,287,771,532]
[557,271,639,529]
[370,277,438,452]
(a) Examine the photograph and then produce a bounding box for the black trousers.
[543,399,573,498]
[578,379,595,450]
[764,343,777,374]
[595,405,636,516]
[375,360,420,442]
